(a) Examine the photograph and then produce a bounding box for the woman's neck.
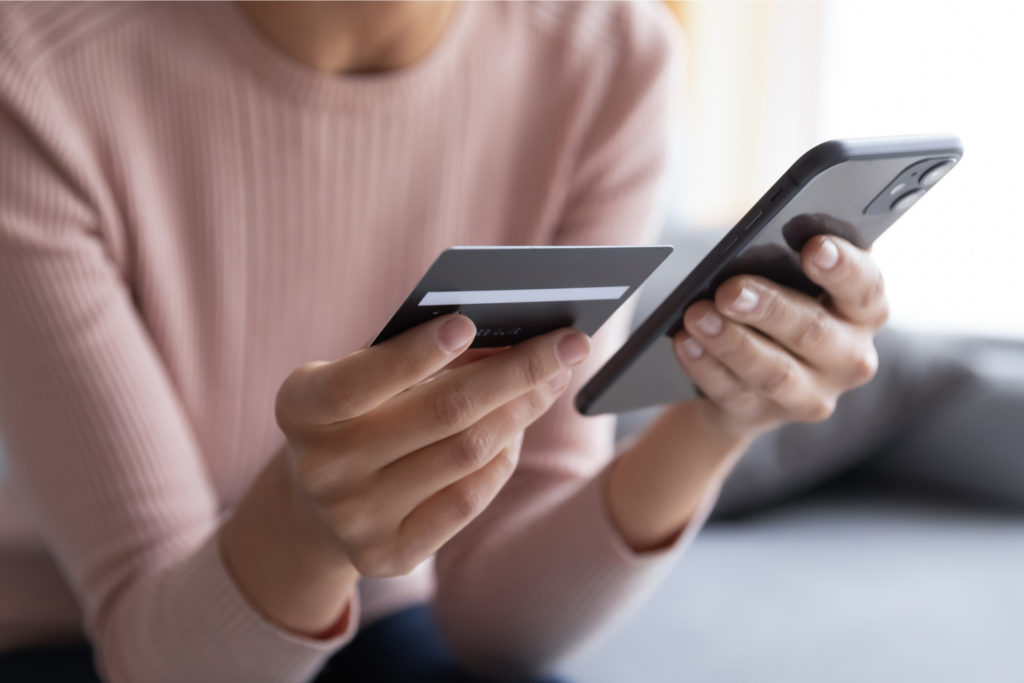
[236,1,458,75]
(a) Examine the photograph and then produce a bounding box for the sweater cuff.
[166,532,359,682]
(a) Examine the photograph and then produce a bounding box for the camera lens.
[891,190,923,212]
[919,160,956,187]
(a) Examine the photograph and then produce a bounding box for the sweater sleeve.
[433,6,717,677]
[0,41,357,683]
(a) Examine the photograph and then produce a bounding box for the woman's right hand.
[273,314,591,578]
[222,314,590,636]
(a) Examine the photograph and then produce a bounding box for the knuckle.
[849,346,879,386]
[512,387,561,430]
[327,496,373,538]
[712,331,746,364]
[395,344,431,380]
[693,367,737,407]
[522,388,548,415]
[350,541,397,578]
[518,387,553,424]
[493,446,519,479]
[448,486,483,524]
[433,385,476,430]
[374,541,417,577]
[292,451,333,499]
[451,428,492,471]
[803,397,837,423]
[504,399,534,436]
[795,310,831,350]
[871,302,891,329]
[859,271,887,310]
[291,439,363,499]
[519,349,550,387]
[758,361,796,397]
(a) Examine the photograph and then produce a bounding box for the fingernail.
[547,369,572,393]
[437,316,475,354]
[511,431,525,450]
[814,239,840,270]
[696,311,723,336]
[556,333,590,367]
[731,287,759,313]
[677,336,704,359]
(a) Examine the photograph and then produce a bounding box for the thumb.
[276,314,476,429]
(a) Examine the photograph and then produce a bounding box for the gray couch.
[562,485,1024,683]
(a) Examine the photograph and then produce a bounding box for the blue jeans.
[0,604,570,683]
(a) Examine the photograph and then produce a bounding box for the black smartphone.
[576,135,963,415]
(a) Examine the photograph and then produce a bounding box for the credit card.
[372,245,672,348]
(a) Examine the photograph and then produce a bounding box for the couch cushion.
[562,489,1024,682]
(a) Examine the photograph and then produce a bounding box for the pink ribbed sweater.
[0,2,710,681]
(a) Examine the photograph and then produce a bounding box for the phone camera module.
[865,156,956,216]
[890,190,923,213]
[919,159,956,187]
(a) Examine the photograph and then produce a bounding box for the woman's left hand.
[672,234,889,440]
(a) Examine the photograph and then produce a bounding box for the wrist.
[687,397,768,446]
[221,447,358,636]
[606,400,752,552]
[633,400,754,482]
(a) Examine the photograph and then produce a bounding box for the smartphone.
[576,135,964,415]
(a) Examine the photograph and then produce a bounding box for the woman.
[0,2,887,681]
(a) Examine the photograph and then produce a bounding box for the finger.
[398,441,520,564]
[396,441,520,568]
[683,301,834,421]
[276,314,476,429]
[408,348,507,390]
[350,328,589,465]
[374,378,561,516]
[442,347,507,371]
[800,235,890,327]
[323,439,522,578]
[672,331,757,416]
[714,275,877,382]
[416,347,508,387]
